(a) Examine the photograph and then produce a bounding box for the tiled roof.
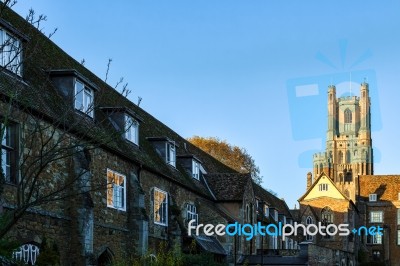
[358,175,400,201]
[253,182,293,219]
[205,173,251,201]
[1,7,237,200]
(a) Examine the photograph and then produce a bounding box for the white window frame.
[1,124,12,182]
[192,160,200,180]
[186,203,198,226]
[12,244,40,265]
[370,211,383,223]
[398,209,400,225]
[74,79,94,118]
[264,205,269,218]
[0,28,22,76]
[370,233,382,244]
[106,169,126,211]
[369,193,377,202]
[166,142,176,167]
[125,115,139,145]
[154,188,168,226]
[397,229,400,245]
[1,123,17,184]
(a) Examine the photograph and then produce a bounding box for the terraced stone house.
[0,5,295,266]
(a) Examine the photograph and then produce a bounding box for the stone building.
[300,83,400,265]
[0,5,295,266]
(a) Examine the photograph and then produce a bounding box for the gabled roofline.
[298,171,349,202]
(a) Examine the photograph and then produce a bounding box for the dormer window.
[369,193,377,202]
[192,160,200,180]
[264,205,269,218]
[74,79,94,117]
[0,28,22,76]
[125,115,139,145]
[147,137,177,167]
[166,142,176,167]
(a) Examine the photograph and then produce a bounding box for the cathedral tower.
[312,82,373,199]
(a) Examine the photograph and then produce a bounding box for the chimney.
[307,172,313,190]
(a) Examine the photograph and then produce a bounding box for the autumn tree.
[187,136,262,184]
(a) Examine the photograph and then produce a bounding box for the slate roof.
[253,182,293,219]
[0,7,237,200]
[205,173,251,201]
[193,235,227,255]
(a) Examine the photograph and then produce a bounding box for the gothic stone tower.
[312,82,373,199]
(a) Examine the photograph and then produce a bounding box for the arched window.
[346,150,351,164]
[13,243,40,265]
[344,108,352,123]
[338,151,343,164]
[321,207,333,224]
[339,173,343,183]
[354,150,358,157]
[319,163,323,173]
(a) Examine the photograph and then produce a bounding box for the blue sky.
[13,1,400,208]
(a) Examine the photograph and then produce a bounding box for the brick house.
[0,5,295,266]
[357,175,400,265]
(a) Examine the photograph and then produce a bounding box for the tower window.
[344,109,352,123]
[338,151,343,164]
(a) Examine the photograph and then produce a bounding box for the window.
[74,79,94,117]
[166,142,176,167]
[192,160,200,180]
[186,203,198,226]
[106,169,126,211]
[338,151,343,164]
[344,108,352,123]
[1,123,16,183]
[321,207,333,224]
[319,183,328,191]
[306,216,313,241]
[125,115,139,145]
[370,211,383,223]
[12,244,40,265]
[246,204,251,222]
[264,205,269,218]
[369,194,377,202]
[154,188,168,226]
[368,233,382,245]
[398,209,400,225]
[398,230,400,245]
[0,28,22,75]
